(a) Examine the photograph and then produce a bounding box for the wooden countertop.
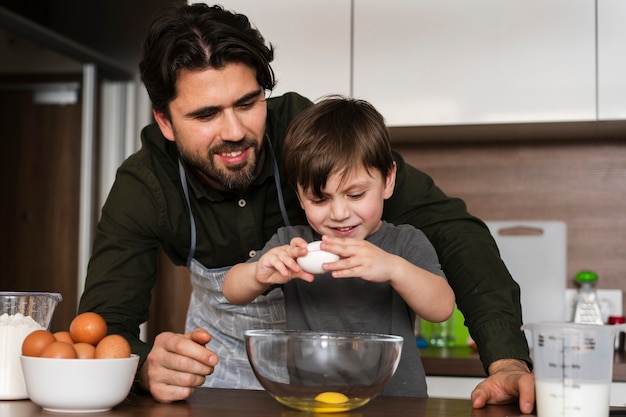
[420,346,626,382]
[2,387,523,417]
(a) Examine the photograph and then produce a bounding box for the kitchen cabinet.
[353,0,596,126]
[0,8,134,331]
[598,0,626,120]
[206,1,624,127]
[427,377,626,407]
[213,0,351,101]
[0,78,83,332]
[422,347,626,406]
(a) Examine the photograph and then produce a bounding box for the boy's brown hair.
[282,96,394,198]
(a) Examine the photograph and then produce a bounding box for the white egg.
[296,241,340,274]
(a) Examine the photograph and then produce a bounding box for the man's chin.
[216,172,256,192]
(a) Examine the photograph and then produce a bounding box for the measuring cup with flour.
[523,321,626,417]
[0,292,62,399]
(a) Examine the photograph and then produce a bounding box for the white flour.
[0,313,45,399]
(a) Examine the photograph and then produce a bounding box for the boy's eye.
[309,196,327,205]
[348,192,365,199]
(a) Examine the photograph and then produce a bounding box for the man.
[79,3,534,412]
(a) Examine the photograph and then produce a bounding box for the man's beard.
[179,138,262,192]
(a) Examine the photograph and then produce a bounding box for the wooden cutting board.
[486,221,567,324]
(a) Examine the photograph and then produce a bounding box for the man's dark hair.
[139,3,276,117]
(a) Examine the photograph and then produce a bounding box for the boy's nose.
[329,200,350,221]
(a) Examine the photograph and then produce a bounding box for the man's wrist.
[487,358,531,375]
[132,362,150,394]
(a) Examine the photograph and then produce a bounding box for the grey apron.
[178,137,290,389]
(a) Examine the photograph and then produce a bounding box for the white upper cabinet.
[211,0,351,101]
[597,0,626,120]
[353,0,597,126]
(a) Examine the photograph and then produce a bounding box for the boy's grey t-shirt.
[251,221,445,397]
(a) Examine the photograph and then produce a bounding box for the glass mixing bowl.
[244,329,403,413]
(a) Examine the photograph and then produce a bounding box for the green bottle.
[572,270,604,325]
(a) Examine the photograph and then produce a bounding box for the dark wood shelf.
[420,346,486,378]
[421,346,626,382]
[389,119,626,145]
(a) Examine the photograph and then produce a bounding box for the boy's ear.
[153,109,175,142]
[383,162,397,200]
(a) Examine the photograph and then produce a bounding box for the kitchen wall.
[393,137,626,310]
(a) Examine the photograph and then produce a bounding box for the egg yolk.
[315,391,349,404]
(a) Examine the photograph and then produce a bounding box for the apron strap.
[178,158,197,267]
[265,133,291,227]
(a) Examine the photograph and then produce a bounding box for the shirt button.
[238,199,246,208]
[248,250,256,258]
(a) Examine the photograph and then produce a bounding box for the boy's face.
[297,164,396,240]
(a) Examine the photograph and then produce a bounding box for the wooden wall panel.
[394,141,626,304]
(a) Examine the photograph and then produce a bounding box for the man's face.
[154,62,267,192]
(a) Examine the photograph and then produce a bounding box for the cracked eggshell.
[296,241,340,274]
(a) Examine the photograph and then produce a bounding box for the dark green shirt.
[79,92,530,373]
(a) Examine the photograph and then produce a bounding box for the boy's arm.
[223,262,270,305]
[387,255,455,322]
[223,241,314,305]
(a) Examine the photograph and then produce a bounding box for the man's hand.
[470,359,535,414]
[138,328,219,403]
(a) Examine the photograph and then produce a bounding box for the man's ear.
[383,162,397,200]
[153,109,175,142]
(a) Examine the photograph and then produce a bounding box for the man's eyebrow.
[235,88,264,105]
[185,88,264,119]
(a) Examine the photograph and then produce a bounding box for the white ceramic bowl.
[245,330,403,413]
[20,354,139,413]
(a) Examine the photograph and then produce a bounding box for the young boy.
[223,96,455,397]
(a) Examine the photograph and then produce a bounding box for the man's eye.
[310,198,327,205]
[196,112,217,120]
[348,192,365,199]
[238,99,260,110]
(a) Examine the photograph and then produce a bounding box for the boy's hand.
[255,238,314,284]
[320,235,392,282]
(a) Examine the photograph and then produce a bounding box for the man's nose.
[219,108,246,141]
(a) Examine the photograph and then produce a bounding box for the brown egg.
[95,334,131,359]
[73,342,96,359]
[69,312,107,345]
[22,329,56,357]
[53,331,74,344]
[40,341,78,359]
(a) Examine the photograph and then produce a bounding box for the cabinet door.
[353,0,596,126]
[0,80,82,332]
[211,0,351,101]
[598,0,626,120]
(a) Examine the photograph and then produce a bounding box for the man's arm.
[383,152,530,369]
[78,154,166,369]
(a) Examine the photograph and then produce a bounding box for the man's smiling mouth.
[221,150,243,157]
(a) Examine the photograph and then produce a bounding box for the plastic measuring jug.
[523,321,626,417]
[0,291,62,399]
